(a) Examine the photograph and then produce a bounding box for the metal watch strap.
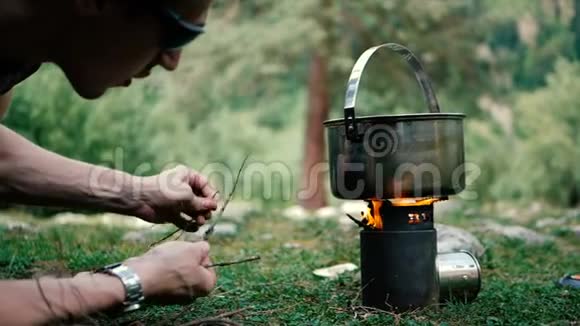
[96,263,145,312]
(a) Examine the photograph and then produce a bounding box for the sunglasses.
[157,7,205,50]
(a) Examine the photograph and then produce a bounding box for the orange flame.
[389,197,440,207]
[361,197,441,229]
[361,200,384,229]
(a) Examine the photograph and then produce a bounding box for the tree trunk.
[299,52,329,210]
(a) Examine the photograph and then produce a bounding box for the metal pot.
[324,43,466,200]
[437,251,482,303]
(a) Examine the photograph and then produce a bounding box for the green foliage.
[2,0,580,206]
[5,65,166,173]
[499,59,580,205]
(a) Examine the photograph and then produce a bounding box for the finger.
[168,213,199,232]
[201,255,212,267]
[201,267,217,294]
[193,215,206,226]
[203,210,212,221]
[195,262,217,296]
[190,195,218,211]
[182,206,211,219]
[198,210,213,223]
[188,173,217,199]
[196,241,211,258]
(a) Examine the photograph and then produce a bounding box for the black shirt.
[0,63,40,94]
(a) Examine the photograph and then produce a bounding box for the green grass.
[0,210,579,325]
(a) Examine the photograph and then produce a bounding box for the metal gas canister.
[437,251,482,303]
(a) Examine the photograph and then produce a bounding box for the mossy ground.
[0,208,579,325]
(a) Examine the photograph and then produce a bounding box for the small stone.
[260,233,274,240]
[122,227,173,243]
[315,206,341,220]
[535,217,567,229]
[434,199,463,217]
[122,230,151,243]
[1,221,37,233]
[571,225,580,238]
[100,213,155,229]
[436,224,485,258]
[565,208,580,219]
[122,230,154,243]
[474,221,553,245]
[178,232,205,242]
[282,242,302,249]
[211,223,238,237]
[313,263,358,279]
[527,202,544,215]
[221,201,260,223]
[282,205,308,221]
[51,213,155,229]
[51,213,93,225]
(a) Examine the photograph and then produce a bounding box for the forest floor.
[0,204,579,326]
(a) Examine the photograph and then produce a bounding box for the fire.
[360,197,442,229]
[361,200,384,229]
[389,197,440,207]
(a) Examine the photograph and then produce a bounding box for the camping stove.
[324,42,481,311]
[351,198,481,311]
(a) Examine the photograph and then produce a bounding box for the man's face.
[58,0,211,99]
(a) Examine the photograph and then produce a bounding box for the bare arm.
[0,123,218,228]
[0,124,140,214]
[0,241,217,326]
[0,87,217,228]
[0,273,125,326]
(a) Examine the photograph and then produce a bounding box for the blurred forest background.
[3,0,580,211]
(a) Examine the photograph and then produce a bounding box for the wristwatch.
[95,263,145,312]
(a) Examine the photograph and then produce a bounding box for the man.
[0,0,220,324]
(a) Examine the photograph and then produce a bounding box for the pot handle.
[344,43,441,141]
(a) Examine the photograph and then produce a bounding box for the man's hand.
[125,241,217,303]
[130,165,218,231]
[0,126,217,230]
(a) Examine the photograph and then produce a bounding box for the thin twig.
[150,228,182,247]
[205,256,261,268]
[346,214,367,228]
[204,155,250,240]
[350,278,375,307]
[151,156,248,247]
[149,190,218,247]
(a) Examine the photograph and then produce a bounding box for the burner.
[324,42,480,312]
[360,200,439,311]
[351,198,481,311]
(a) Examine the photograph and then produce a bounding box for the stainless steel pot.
[324,43,466,200]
